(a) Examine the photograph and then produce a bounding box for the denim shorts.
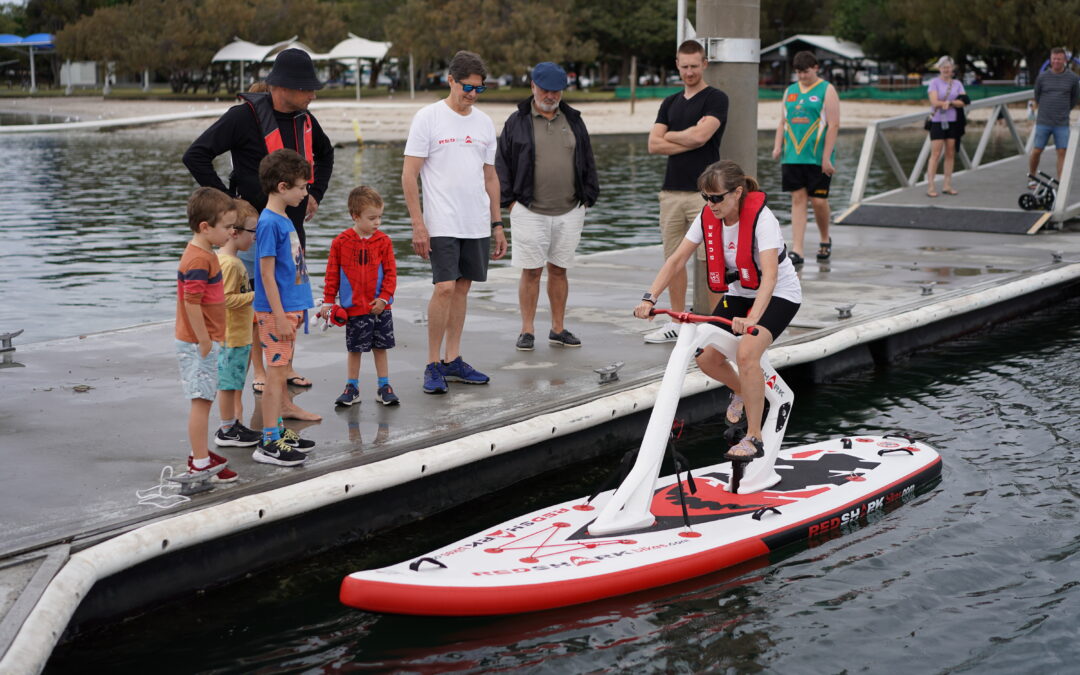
[176,339,220,401]
[217,344,251,391]
[345,310,395,352]
[1033,124,1070,150]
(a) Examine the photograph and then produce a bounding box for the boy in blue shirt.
[253,149,317,466]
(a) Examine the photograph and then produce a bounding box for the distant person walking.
[646,39,729,343]
[772,50,840,266]
[1029,47,1080,183]
[925,56,967,197]
[496,61,599,351]
[402,50,507,394]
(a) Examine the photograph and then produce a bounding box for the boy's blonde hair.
[348,185,384,216]
[187,187,236,233]
[233,198,258,227]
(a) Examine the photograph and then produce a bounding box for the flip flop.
[286,376,313,388]
[927,191,939,198]
[943,188,958,196]
[251,380,265,394]
[787,251,805,266]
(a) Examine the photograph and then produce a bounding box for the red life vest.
[237,92,314,183]
[702,190,768,292]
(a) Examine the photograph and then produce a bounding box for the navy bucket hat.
[266,48,324,91]
[531,62,568,91]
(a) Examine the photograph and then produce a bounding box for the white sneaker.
[644,321,680,344]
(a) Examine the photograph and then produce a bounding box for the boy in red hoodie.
[319,186,400,406]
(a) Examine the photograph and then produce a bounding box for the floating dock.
[2,222,1080,672]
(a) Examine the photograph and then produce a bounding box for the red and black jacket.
[702,191,782,292]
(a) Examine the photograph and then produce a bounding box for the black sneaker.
[281,427,315,451]
[215,421,262,447]
[516,332,535,351]
[548,329,581,347]
[252,438,306,467]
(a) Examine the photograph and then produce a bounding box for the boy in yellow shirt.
[214,199,262,448]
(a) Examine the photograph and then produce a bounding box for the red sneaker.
[189,451,238,483]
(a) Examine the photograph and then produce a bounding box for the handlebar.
[649,308,759,336]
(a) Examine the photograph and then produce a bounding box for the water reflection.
[3,128,1024,343]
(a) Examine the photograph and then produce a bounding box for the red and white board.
[340,435,941,615]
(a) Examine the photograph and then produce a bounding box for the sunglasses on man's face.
[701,190,734,204]
[461,83,487,94]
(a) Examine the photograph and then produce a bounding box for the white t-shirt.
[403,99,498,238]
[684,204,802,304]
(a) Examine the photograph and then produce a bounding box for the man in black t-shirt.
[646,40,728,343]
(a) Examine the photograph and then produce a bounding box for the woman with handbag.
[925,56,967,197]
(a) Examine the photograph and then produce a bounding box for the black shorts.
[781,163,831,198]
[430,236,490,284]
[928,122,961,141]
[345,310,395,352]
[710,294,800,341]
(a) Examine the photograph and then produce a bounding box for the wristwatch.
[641,292,657,305]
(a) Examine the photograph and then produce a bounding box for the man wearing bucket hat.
[184,47,334,395]
[184,48,334,254]
[496,62,599,352]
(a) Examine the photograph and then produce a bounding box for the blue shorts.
[1033,124,1070,150]
[176,340,220,401]
[345,310,395,352]
[217,344,251,391]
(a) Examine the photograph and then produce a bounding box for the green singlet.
[781,79,834,165]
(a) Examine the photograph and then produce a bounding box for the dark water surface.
[47,298,1080,673]
[2,126,1021,343]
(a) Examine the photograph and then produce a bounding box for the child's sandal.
[816,239,832,262]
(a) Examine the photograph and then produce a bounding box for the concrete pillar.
[692,0,759,313]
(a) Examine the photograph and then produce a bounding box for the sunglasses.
[701,190,734,204]
[461,83,487,94]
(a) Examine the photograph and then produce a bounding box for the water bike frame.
[588,309,793,536]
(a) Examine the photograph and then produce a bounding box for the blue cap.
[531,62,568,91]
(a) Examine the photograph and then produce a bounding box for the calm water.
[47,296,1080,673]
[1,126,1020,343]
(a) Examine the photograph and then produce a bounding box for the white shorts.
[510,203,587,270]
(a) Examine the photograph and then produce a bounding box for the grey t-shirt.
[530,109,578,216]
[1034,68,1080,127]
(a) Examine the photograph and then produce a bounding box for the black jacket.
[182,100,334,248]
[495,98,599,210]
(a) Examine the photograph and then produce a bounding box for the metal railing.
[847,89,1080,223]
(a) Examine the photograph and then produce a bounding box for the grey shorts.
[176,339,219,401]
[430,236,490,283]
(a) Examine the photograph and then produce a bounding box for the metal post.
[409,52,415,100]
[677,0,687,45]
[1052,121,1079,222]
[629,55,637,115]
[693,0,759,314]
[28,46,37,93]
[356,57,362,100]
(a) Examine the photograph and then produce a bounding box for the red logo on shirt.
[464,135,473,144]
[727,242,736,250]
[786,93,798,102]
[437,137,456,145]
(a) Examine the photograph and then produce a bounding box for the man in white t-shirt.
[402,50,508,395]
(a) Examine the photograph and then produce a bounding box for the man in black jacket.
[496,62,599,351]
[183,48,334,253]
[183,48,334,394]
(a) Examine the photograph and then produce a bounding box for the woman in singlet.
[926,56,967,197]
[634,160,802,459]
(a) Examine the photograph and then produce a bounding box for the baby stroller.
[1019,172,1058,211]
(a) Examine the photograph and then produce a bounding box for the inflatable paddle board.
[341,311,943,615]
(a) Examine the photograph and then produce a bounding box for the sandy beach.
[0,94,952,144]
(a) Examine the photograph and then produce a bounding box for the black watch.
[641,292,657,305]
[491,220,504,229]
